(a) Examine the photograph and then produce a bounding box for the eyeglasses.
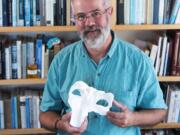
[74,7,111,22]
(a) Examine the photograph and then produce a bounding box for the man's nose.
[85,15,96,26]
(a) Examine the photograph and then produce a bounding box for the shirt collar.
[106,30,118,58]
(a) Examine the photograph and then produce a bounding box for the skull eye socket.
[96,99,108,107]
[72,89,81,96]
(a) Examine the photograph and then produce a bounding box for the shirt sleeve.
[40,57,64,112]
[137,55,167,109]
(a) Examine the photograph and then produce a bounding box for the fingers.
[61,113,88,134]
[113,100,128,112]
[107,111,125,119]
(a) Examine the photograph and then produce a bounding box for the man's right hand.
[56,112,88,134]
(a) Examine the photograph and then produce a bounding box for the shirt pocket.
[111,90,137,112]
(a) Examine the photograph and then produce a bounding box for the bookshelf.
[0,0,179,134]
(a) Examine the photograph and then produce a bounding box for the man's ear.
[107,6,113,16]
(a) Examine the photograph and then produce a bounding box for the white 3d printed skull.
[68,81,114,127]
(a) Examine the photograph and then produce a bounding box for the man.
[40,0,167,134]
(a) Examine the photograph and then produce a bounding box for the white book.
[159,36,168,76]
[155,37,163,75]
[141,0,146,24]
[12,0,17,26]
[146,0,153,24]
[0,0,3,26]
[158,0,165,24]
[32,96,40,128]
[20,96,26,128]
[45,0,54,26]
[41,44,45,78]
[124,0,130,24]
[17,40,22,79]
[5,47,12,79]
[167,87,180,122]
[66,0,71,26]
[0,100,4,129]
[149,44,158,66]
[175,7,180,24]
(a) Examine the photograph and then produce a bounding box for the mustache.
[83,26,101,35]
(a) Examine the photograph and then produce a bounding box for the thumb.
[113,100,128,112]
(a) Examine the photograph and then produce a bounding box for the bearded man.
[40,0,167,135]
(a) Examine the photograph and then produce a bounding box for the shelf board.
[158,76,180,82]
[0,24,179,33]
[0,76,179,86]
[113,24,180,31]
[0,79,46,86]
[0,123,180,134]
[142,123,180,130]
[0,128,54,135]
[0,26,77,33]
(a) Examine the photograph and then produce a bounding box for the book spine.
[19,0,24,26]
[25,97,30,128]
[20,96,26,128]
[124,0,130,24]
[12,0,17,26]
[8,0,12,26]
[0,0,3,26]
[22,43,27,79]
[2,0,8,26]
[36,39,42,78]
[17,40,22,79]
[169,0,180,24]
[11,44,18,79]
[24,0,31,26]
[5,46,12,79]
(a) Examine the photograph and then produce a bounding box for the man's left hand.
[107,100,135,127]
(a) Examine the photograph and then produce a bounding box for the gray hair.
[71,0,110,7]
[103,0,110,7]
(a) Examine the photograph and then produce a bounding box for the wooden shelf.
[0,79,46,86]
[113,24,180,31]
[0,24,179,33]
[142,123,180,130]
[158,76,180,82]
[0,123,180,134]
[0,76,179,86]
[0,128,54,135]
[0,26,77,33]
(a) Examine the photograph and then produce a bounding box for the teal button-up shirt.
[40,32,167,135]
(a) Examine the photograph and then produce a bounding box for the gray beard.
[80,26,110,49]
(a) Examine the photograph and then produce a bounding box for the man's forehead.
[72,0,104,13]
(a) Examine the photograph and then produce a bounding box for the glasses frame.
[73,7,111,23]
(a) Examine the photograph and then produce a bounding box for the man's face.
[72,0,112,49]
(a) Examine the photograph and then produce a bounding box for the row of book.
[134,32,180,76]
[117,0,180,24]
[0,90,41,129]
[142,129,180,135]
[0,35,69,80]
[0,0,73,27]
[163,84,180,123]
